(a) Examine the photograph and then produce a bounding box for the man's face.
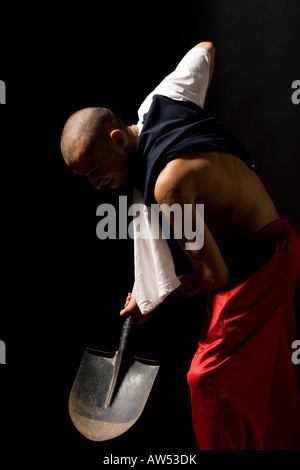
[67,139,130,190]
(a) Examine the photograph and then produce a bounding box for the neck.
[128,125,140,145]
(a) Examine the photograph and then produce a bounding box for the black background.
[1,0,299,465]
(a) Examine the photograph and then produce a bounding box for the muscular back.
[155,151,279,263]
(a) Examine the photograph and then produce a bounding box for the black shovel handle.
[106,315,136,407]
[118,315,136,354]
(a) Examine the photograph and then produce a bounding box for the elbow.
[193,41,215,54]
[212,266,230,292]
[205,264,230,293]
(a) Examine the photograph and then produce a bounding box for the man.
[61,42,300,449]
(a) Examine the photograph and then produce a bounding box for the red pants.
[187,218,300,449]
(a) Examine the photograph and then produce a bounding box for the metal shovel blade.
[68,317,159,441]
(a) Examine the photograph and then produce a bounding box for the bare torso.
[155,151,279,261]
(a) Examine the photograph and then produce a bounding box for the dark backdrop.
[1,0,299,465]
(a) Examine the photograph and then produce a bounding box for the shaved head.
[60,107,138,189]
[60,107,127,165]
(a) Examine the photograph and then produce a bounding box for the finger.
[123,293,132,307]
[120,308,130,317]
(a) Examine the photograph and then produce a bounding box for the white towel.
[133,187,181,314]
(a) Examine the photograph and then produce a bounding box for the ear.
[110,129,126,148]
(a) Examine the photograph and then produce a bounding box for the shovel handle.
[106,315,136,407]
[118,315,136,353]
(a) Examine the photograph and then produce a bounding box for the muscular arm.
[154,168,229,298]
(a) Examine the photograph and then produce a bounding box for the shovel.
[68,315,160,441]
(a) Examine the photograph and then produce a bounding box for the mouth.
[110,182,122,190]
[100,175,128,190]
[101,178,118,189]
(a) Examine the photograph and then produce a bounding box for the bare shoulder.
[154,157,203,205]
[153,152,238,213]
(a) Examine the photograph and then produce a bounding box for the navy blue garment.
[134,95,256,206]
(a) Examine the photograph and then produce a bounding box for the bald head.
[60,107,127,165]
[60,107,139,189]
